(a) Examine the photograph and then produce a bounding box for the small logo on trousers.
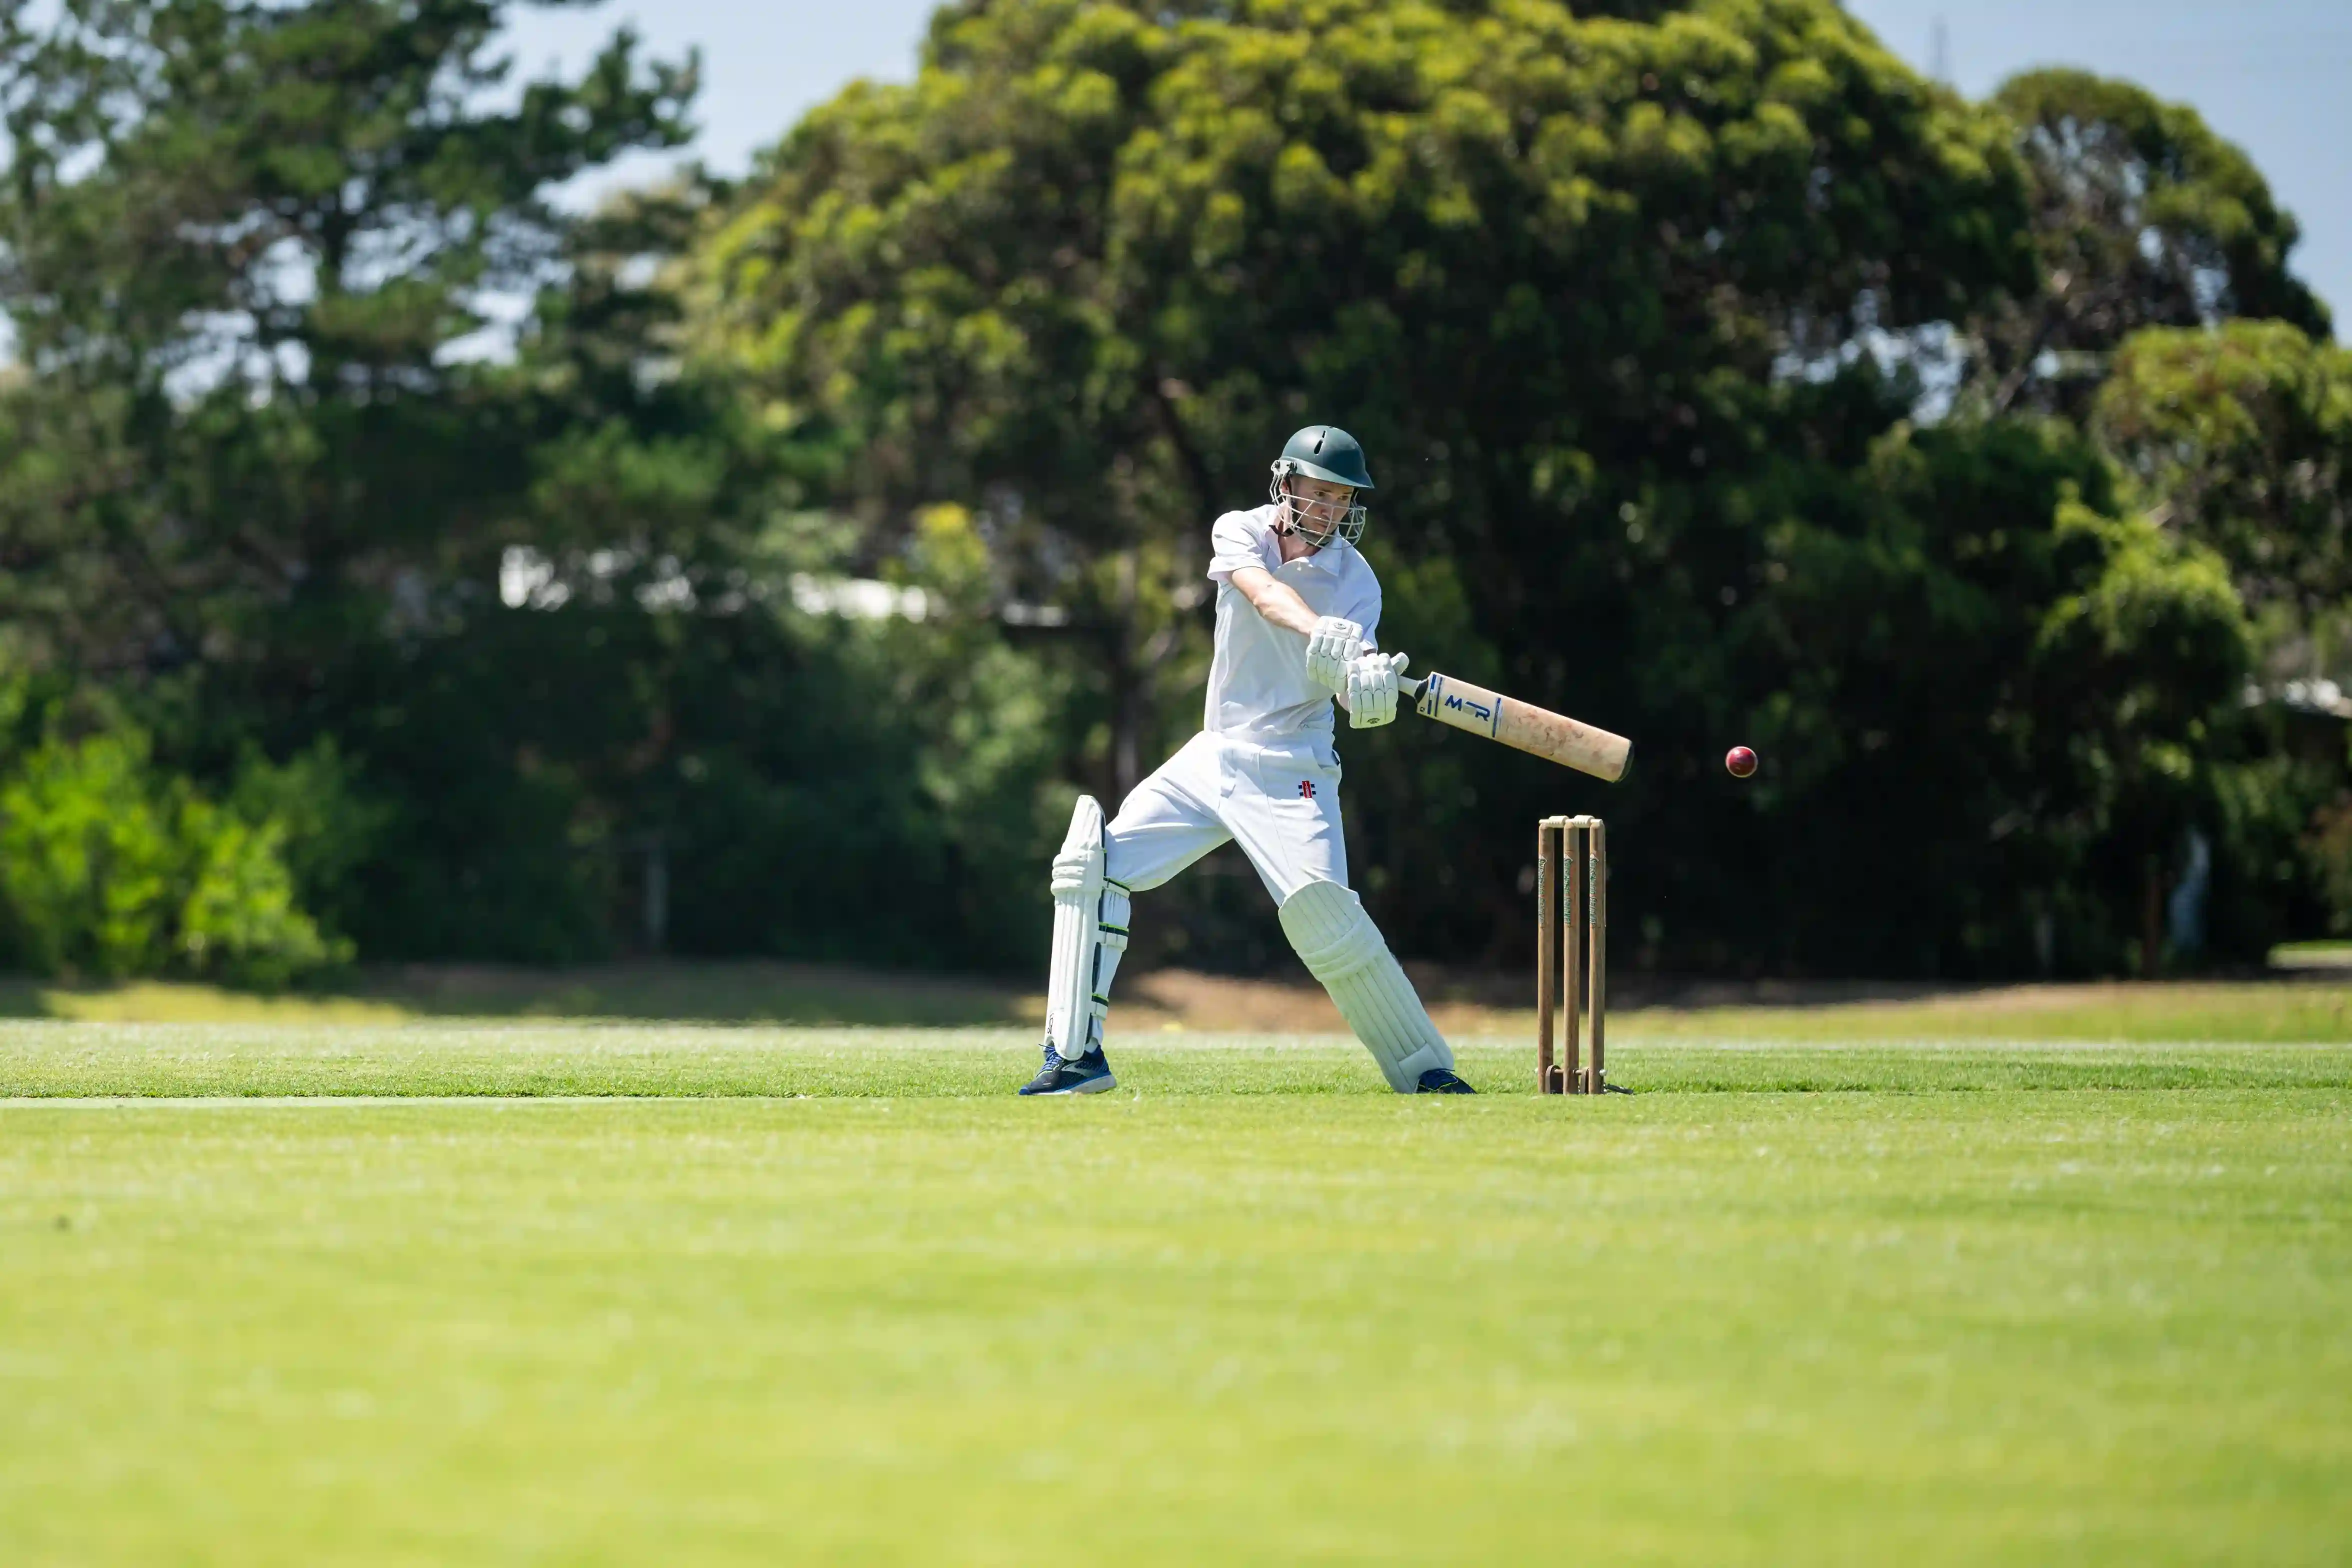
[1298,780,1316,799]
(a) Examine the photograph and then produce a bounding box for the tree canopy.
[1979,69,2332,414]
[0,0,2343,982]
[2095,320,2350,632]
[690,0,2332,974]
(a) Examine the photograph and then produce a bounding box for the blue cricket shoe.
[1018,1042,1117,1096]
[1415,1068,1476,1094]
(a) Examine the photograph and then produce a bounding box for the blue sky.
[505,0,2350,329]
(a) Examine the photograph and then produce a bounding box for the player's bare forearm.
[1224,566,1324,638]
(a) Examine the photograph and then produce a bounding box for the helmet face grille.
[1268,462,1368,548]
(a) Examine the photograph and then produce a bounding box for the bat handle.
[1387,652,1422,698]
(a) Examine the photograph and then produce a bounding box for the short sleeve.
[1344,556,1383,648]
[1206,510,1272,584]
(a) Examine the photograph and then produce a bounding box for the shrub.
[0,722,346,984]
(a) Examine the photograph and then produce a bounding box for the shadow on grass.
[358,961,1040,1026]
[2,960,2346,1040]
[0,960,1039,1028]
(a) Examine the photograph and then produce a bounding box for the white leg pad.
[1278,880,1454,1092]
[1044,796,1106,1062]
[1046,796,1132,1063]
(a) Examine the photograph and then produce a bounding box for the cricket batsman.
[1021,425,1474,1096]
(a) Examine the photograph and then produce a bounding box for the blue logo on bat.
[1442,692,1495,722]
[1418,674,1502,736]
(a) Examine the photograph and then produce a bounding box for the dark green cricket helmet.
[1268,424,1374,547]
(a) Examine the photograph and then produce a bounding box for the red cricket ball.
[1725,745,1758,778]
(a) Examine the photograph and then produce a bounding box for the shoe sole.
[1026,1072,1117,1096]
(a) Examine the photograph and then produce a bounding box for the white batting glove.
[1304,616,1365,691]
[1345,651,1406,729]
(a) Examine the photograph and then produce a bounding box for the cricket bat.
[1399,666,1633,782]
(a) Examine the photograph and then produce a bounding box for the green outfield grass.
[3,1026,2350,1565]
[3,1024,2352,1099]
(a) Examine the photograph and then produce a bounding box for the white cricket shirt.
[1203,503,1384,744]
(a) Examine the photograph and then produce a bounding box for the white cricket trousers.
[1104,730,1350,900]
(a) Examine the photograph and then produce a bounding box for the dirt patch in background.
[2,959,2340,1036]
[1124,966,2352,1036]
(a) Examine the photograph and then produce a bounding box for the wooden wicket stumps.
[1536,815,1607,1094]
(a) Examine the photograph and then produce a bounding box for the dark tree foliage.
[0,2,1068,971]
[0,0,2336,980]
[0,0,714,963]
[697,0,2284,977]
[1980,70,2332,415]
[2094,321,2352,628]
[2089,322,2352,956]
[0,0,696,672]
[700,0,2037,798]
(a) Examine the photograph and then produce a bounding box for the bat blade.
[1409,672,1632,782]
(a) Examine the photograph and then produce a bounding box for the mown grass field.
[3,984,2348,1564]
